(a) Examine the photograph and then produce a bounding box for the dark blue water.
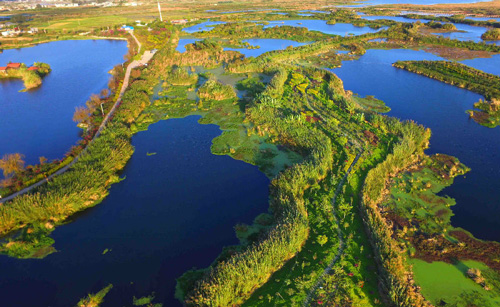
[0,40,127,166]
[0,116,270,306]
[332,49,500,241]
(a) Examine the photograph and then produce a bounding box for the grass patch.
[35,15,129,31]
[412,259,500,307]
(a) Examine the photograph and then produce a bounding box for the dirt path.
[0,33,153,204]
[301,152,363,307]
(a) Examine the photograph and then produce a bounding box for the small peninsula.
[0,62,51,91]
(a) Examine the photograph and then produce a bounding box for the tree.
[0,153,25,177]
[73,106,91,127]
[100,89,110,98]
[86,94,101,114]
[317,235,328,246]
[39,156,48,165]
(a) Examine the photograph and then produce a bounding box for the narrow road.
[0,33,153,204]
[302,152,363,307]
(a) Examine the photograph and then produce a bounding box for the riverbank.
[394,60,500,127]
[0,34,139,200]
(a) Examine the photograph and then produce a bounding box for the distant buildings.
[6,63,21,69]
[0,63,38,71]
[121,25,134,31]
[1,27,37,37]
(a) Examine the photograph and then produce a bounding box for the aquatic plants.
[198,79,237,101]
[481,28,500,40]
[76,284,113,307]
[0,62,51,90]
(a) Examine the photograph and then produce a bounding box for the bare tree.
[73,106,91,126]
[100,88,110,98]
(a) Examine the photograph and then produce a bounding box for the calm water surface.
[224,38,308,57]
[461,54,500,76]
[176,38,308,57]
[261,19,388,35]
[358,14,500,45]
[182,20,226,33]
[332,49,500,241]
[0,40,127,166]
[0,116,270,306]
[338,0,492,6]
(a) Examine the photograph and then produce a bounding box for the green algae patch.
[467,99,500,128]
[383,154,469,235]
[411,259,500,307]
[353,95,391,113]
[0,223,56,259]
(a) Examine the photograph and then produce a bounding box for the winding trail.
[301,151,363,307]
[0,32,153,204]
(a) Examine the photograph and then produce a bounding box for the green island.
[394,60,500,127]
[0,62,51,90]
[1,0,500,306]
[482,28,500,40]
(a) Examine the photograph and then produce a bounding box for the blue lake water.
[299,10,329,14]
[357,14,500,44]
[0,116,270,306]
[176,38,201,53]
[331,49,500,242]
[435,23,499,45]
[358,14,429,23]
[465,16,500,22]
[182,19,386,36]
[182,20,226,33]
[176,38,308,57]
[0,40,127,166]
[461,54,500,76]
[338,0,492,6]
[224,38,308,57]
[261,19,388,36]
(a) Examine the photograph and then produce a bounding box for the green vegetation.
[191,22,330,42]
[469,99,500,128]
[353,95,391,113]
[0,44,153,256]
[394,60,500,127]
[412,259,500,307]
[426,21,457,31]
[76,284,113,307]
[34,15,129,31]
[482,28,500,40]
[133,293,163,307]
[0,62,51,90]
[198,79,237,101]
[3,3,500,306]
